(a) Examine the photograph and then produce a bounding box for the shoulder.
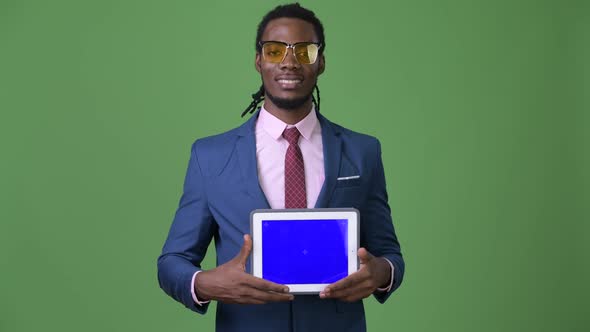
[322,116,382,153]
[321,116,386,176]
[189,124,245,176]
[191,126,241,153]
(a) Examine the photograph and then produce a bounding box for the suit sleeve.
[157,141,217,314]
[361,138,405,303]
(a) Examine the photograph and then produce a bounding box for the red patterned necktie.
[283,127,307,209]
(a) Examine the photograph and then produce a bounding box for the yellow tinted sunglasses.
[259,41,322,64]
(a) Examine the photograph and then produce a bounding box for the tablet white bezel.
[250,208,359,294]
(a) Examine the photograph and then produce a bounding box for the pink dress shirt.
[191,106,393,304]
[255,106,325,209]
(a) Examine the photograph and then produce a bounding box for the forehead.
[261,17,318,44]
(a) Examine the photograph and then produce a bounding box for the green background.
[1,0,588,331]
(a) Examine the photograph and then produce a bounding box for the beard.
[264,85,314,111]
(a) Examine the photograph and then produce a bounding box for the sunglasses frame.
[258,41,323,64]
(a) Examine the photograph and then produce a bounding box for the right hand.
[194,234,294,304]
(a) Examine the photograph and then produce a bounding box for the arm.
[157,141,293,312]
[157,141,216,314]
[360,139,405,302]
[321,139,405,303]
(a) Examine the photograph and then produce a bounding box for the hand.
[319,248,391,302]
[194,234,294,304]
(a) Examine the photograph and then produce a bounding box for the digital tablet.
[250,208,359,294]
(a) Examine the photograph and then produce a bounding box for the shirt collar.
[258,105,319,141]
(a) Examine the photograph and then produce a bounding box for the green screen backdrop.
[1,0,588,331]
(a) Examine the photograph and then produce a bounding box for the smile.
[277,79,303,89]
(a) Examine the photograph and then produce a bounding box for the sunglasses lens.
[262,42,320,64]
[262,42,286,63]
[294,43,319,64]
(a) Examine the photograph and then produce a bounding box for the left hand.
[319,248,391,302]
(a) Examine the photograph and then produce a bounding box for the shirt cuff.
[191,270,211,305]
[376,258,395,292]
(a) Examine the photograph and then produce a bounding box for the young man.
[158,4,404,332]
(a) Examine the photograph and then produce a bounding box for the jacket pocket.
[335,176,361,188]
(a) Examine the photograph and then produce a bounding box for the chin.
[264,84,315,110]
[266,91,311,111]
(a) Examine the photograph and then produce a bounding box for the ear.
[255,52,262,73]
[317,54,325,75]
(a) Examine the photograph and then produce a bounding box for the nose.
[280,47,301,69]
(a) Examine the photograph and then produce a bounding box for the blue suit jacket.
[158,111,404,332]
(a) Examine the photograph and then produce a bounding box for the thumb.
[358,247,374,265]
[234,234,252,267]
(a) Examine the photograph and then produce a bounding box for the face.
[255,17,325,111]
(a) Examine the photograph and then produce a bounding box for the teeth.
[278,79,301,84]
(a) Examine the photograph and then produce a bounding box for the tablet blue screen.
[261,219,348,284]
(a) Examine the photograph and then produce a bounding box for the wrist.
[377,257,392,288]
[194,270,212,302]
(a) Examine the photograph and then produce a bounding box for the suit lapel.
[314,113,342,208]
[236,112,270,209]
[236,110,342,209]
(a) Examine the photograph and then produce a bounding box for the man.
[157,3,404,332]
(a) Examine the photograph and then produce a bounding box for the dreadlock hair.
[241,85,265,118]
[241,3,325,118]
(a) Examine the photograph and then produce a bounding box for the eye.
[296,52,310,60]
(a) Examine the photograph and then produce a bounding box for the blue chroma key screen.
[261,219,348,284]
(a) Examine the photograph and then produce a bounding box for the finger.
[233,234,252,266]
[224,293,266,305]
[257,290,295,302]
[357,247,374,265]
[236,298,266,305]
[340,292,367,303]
[322,271,365,295]
[239,287,294,303]
[324,279,373,301]
[243,274,291,294]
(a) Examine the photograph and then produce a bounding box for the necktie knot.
[282,127,301,146]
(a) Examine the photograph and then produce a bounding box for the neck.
[262,98,313,125]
